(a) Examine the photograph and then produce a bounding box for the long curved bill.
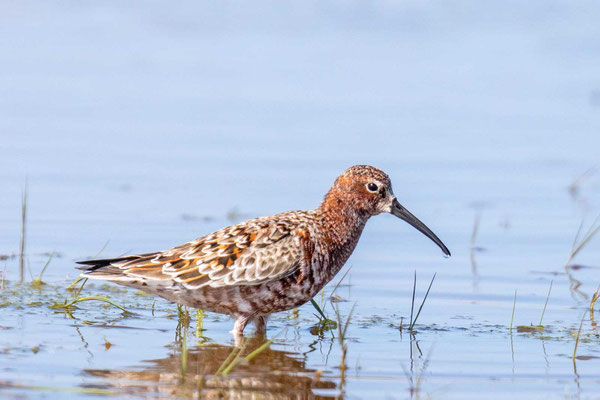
[391,199,451,256]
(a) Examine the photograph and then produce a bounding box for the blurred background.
[1,1,599,398]
[1,1,599,262]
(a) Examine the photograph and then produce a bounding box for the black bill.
[391,199,451,256]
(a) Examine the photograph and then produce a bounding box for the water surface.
[1,1,600,398]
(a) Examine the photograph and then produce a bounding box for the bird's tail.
[76,256,139,279]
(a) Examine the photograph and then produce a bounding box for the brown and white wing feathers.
[78,216,307,289]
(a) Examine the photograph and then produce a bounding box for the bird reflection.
[83,336,337,399]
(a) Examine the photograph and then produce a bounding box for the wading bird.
[78,165,450,340]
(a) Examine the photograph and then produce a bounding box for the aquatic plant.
[216,330,284,377]
[51,295,127,312]
[591,285,600,319]
[333,302,355,380]
[196,309,205,337]
[408,272,436,332]
[568,166,597,199]
[538,280,553,327]
[309,268,352,335]
[176,304,191,342]
[515,281,554,332]
[1,264,6,290]
[564,216,600,299]
[67,241,109,291]
[19,184,27,282]
[181,324,188,382]
[51,277,127,312]
[470,212,481,285]
[31,252,54,289]
[572,311,587,361]
[509,289,517,330]
[566,216,600,266]
[402,341,433,400]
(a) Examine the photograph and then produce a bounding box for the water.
[1,1,600,398]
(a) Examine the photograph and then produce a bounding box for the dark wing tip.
[75,256,138,271]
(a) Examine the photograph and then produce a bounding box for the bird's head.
[322,165,450,256]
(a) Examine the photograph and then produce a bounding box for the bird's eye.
[366,182,378,192]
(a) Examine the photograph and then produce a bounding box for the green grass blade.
[51,295,127,312]
[341,303,356,340]
[74,278,88,300]
[510,289,517,330]
[181,324,188,380]
[409,270,417,328]
[19,183,27,282]
[66,276,84,290]
[409,273,436,331]
[573,311,587,360]
[216,344,243,376]
[220,339,248,376]
[243,328,285,363]
[539,280,553,326]
[311,298,328,321]
[591,285,600,317]
[93,240,110,258]
[36,252,54,282]
[196,309,205,337]
[330,265,353,298]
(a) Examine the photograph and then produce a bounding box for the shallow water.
[1,1,600,399]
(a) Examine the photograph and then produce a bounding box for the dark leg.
[231,315,252,345]
[253,315,268,335]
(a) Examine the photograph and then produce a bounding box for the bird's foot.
[230,315,251,347]
[230,315,269,346]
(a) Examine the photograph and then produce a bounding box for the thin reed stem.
[52,295,127,312]
[539,280,553,326]
[19,185,27,282]
[32,252,54,288]
[219,339,248,376]
[510,289,517,330]
[409,271,417,328]
[196,309,204,337]
[591,285,600,320]
[181,324,188,381]
[573,311,587,361]
[409,273,436,331]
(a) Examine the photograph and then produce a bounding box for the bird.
[77,165,450,340]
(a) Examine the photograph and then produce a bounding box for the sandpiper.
[77,165,450,338]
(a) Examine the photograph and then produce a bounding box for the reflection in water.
[405,333,431,400]
[564,217,600,301]
[83,337,337,399]
[509,330,515,375]
[469,212,482,291]
[468,205,491,293]
[568,166,597,206]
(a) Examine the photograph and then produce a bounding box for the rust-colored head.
[321,165,394,216]
[321,165,451,256]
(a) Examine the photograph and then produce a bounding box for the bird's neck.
[310,198,369,284]
[317,193,370,249]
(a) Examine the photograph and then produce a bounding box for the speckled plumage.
[77,165,450,338]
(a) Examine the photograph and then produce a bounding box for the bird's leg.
[231,315,251,345]
[253,315,268,336]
